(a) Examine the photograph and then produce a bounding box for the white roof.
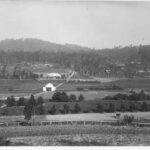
[47,73,61,77]
[45,83,55,87]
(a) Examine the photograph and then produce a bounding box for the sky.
[0,0,150,49]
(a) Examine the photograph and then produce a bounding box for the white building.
[43,73,61,79]
[43,83,56,92]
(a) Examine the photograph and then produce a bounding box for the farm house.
[43,73,61,79]
[43,83,56,92]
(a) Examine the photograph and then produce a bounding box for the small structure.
[43,83,56,92]
[43,73,61,79]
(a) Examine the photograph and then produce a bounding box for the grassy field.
[108,78,150,90]
[0,78,150,100]
[0,98,145,116]
[34,90,127,100]
[0,125,150,146]
[0,112,150,123]
[0,113,117,123]
[6,132,150,146]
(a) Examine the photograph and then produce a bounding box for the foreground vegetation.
[0,125,150,146]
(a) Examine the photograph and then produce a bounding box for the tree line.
[104,90,150,101]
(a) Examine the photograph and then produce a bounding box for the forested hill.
[0,38,92,52]
[0,38,150,67]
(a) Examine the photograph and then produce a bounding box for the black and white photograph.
[0,0,150,146]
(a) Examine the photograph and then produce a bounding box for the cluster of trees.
[0,38,150,78]
[94,102,149,113]
[104,90,150,101]
[0,63,38,79]
[6,96,26,107]
[51,92,84,102]
[48,103,81,115]
[23,95,45,121]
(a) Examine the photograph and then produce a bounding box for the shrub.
[37,97,44,105]
[78,94,84,101]
[52,92,69,102]
[36,104,45,115]
[6,96,16,107]
[122,115,134,125]
[17,97,26,106]
[108,103,115,112]
[61,104,70,114]
[96,103,104,113]
[73,103,81,113]
[69,94,77,102]
[48,105,57,115]
[141,102,148,111]
[120,103,126,112]
[129,103,136,112]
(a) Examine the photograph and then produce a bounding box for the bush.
[78,94,84,101]
[36,104,45,115]
[96,103,104,113]
[17,97,26,106]
[6,96,16,107]
[120,103,126,112]
[73,103,81,113]
[37,97,44,105]
[122,115,134,125]
[60,104,70,114]
[69,94,77,102]
[108,103,115,112]
[52,92,69,102]
[141,102,148,111]
[129,103,136,112]
[48,105,57,115]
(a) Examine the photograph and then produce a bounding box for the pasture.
[0,112,150,124]
[108,78,150,90]
[6,128,150,146]
[34,90,127,100]
[1,124,150,146]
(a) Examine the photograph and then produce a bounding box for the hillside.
[0,38,91,52]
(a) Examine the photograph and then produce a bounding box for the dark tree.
[36,104,45,115]
[17,97,26,106]
[120,103,126,112]
[78,94,84,101]
[96,103,104,113]
[23,95,36,121]
[6,96,16,107]
[52,92,69,102]
[73,103,81,113]
[123,115,134,125]
[69,94,77,102]
[49,105,57,115]
[141,102,148,111]
[63,104,70,114]
[37,97,44,105]
[108,103,115,112]
[129,103,136,112]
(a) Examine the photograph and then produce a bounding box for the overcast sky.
[0,0,150,49]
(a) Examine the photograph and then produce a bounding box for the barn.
[43,83,56,92]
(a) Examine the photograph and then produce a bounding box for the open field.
[6,132,150,146]
[108,78,150,90]
[0,112,150,123]
[0,98,146,116]
[1,78,150,100]
[0,113,150,146]
[0,125,150,146]
[34,90,127,100]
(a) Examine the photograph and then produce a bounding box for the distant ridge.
[0,38,92,52]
